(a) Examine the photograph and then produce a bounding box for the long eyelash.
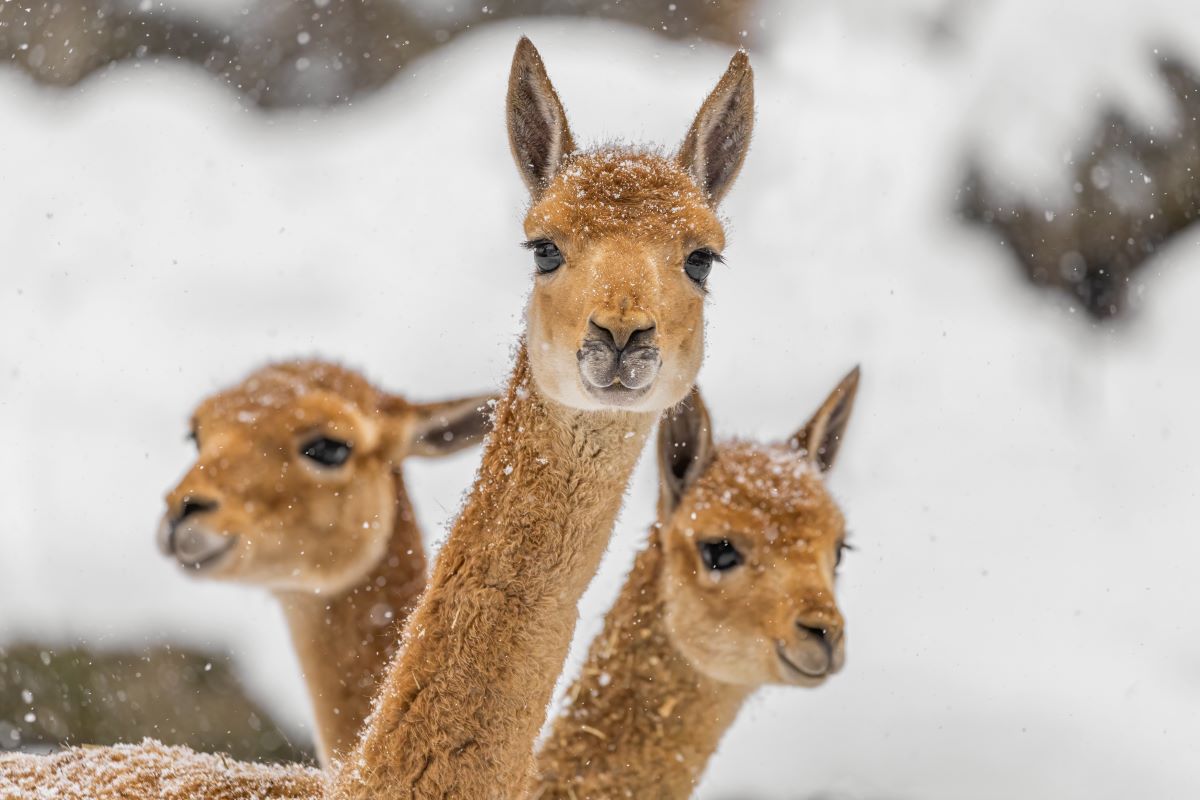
[835,538,854,570]
[709,251,726,265]
[520,239,550,250]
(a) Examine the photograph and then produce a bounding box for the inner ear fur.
[657,386,716,519]
[507,37,576,197]
[790,367,861,472]
[677,49,754,207]
[395,393,498,459]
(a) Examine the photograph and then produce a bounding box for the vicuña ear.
[402,393,497,459]
[790,367,861,472]
[658,386,716,518]
[676,50,754,207]
[507,37,576,197]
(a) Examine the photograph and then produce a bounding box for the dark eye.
[528,239,564,273]
[186,429,198,448]
[301,437,352,467]
[684,249,716,284]
[698,538,743,571]
[836,540,854,568]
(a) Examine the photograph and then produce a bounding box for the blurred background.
[1,0,1199,797]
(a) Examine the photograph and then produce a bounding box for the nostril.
[178,497,217,522]
[797,623,829,642]
[625,324,657,351]
[588,319,657,353]
[586,320,617,350]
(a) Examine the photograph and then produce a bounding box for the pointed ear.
[657,387,716,518]
[403,393,497,459]
[790,367,861,472]
[507,37,576,197]
[676,50,754,207]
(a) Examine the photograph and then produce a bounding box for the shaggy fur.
[533,374,860,799]
[329,348,655,798]
[277,475,427,764]
[0,740,325,799]
[163,361,493,764]
[531,535,749,799]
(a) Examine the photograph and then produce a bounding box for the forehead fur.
[194,360,387,426]
[678,441,841,542]
[528,148,723,246]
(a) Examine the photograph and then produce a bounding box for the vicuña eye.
[836,540,855,568]
[526,239,564,273]
[684,249,717,284]
[698,538,743,571]
[301,437,353,467]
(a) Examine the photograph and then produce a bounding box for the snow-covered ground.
[2,4,1199,798]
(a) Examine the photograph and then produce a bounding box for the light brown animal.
[329,38,754,800]
[157,360,494,765]
[0,37,753,799]
[532,371,860,798]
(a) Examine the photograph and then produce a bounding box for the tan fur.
[0,740,325,799]
[274,479,425,766]
[0,38,753,798]
[160,360,493,765]
[329,348,654,799]
[533,374,860,799]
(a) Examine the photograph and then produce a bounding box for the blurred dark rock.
[960,56,1200,321]
[481,0,753,47]
[0,0,756,108]
[0,641,313,764]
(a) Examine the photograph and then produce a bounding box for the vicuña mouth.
[775,644,830,681]
[581,380,653,406]
[176,534,239,572]
[576,338,661,403]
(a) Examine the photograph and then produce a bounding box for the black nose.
[177,496,217,523]
[588,320,656,353]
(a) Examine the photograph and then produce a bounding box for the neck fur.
[276,475,427,765]
[531,531,752,799]
[331,344,655,799]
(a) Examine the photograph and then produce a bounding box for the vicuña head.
[532,370,861,799]
[509,37,753,413]
[157,359,493,594]
[657,368,860,688]
[155,360,495,764]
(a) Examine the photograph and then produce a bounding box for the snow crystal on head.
[194,359,386,433]
[532,147,720,244]
[674,440,838,548]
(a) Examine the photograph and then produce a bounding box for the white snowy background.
[2,1,1200,797]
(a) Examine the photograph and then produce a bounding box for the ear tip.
[514,36,540,63]
[729,49,753,78]
[837,366,862,400]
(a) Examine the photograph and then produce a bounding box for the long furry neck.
[276,475,427,765]
[532,532,752,799]
[331,344,655,799]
